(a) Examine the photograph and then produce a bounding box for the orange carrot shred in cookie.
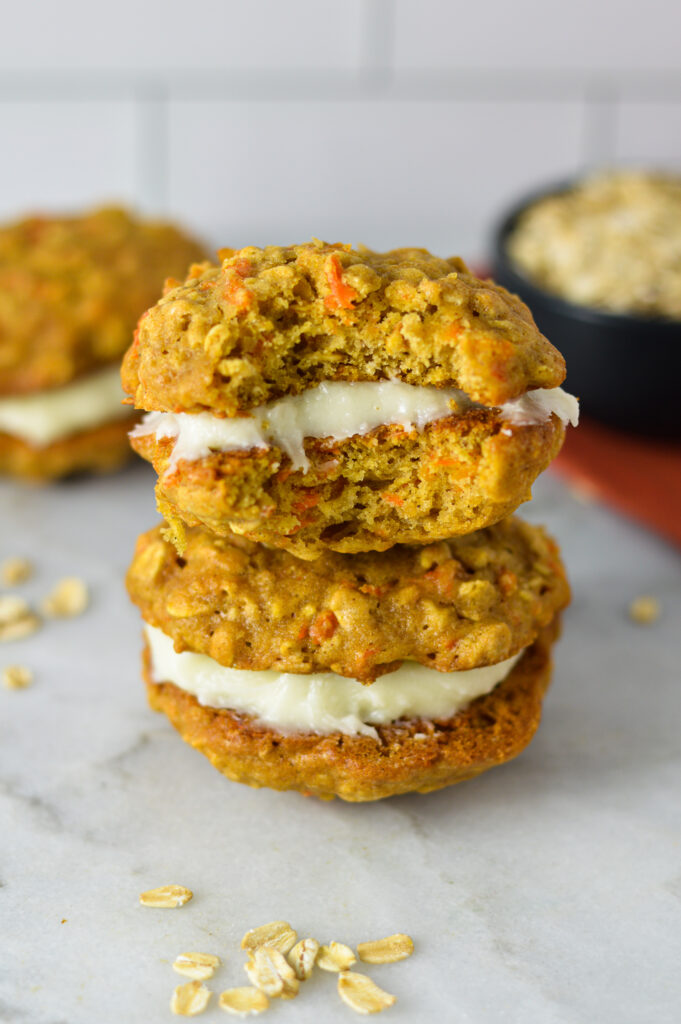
[324,255,358,310]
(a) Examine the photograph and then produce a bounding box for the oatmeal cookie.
[127,517,569,683]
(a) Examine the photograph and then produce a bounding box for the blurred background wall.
[1,0,680,262]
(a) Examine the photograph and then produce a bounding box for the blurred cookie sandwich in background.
[0,206,205,479]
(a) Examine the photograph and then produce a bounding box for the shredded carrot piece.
[423,562,459,598]
[232,257,251,277]
[324,255,358,310]
[292,491,320,514]
[382,492,404,507]
[223,272,253,312]
[359,583,389,598]
[163,276,181,296]
[498,570,518,596]
[309,610,338,644]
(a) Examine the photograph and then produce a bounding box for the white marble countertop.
[1,462,680,1024]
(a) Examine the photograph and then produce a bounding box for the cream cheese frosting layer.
[0,366,131,446]
[146,623,524,739]
[131,380,578,471]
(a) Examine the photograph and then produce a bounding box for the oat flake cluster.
[0,556,89,688]
[138,899,412,1017]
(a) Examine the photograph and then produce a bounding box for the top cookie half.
[122,241,565,413]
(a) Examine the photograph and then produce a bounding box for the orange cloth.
[552,418,681,548]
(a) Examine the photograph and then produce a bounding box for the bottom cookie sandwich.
[126,518,569,801]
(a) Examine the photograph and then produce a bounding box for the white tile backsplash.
[0,0,679,255]
[614,101,681,166]
[0,102,137,220]
[0,0,365,72]
[166,98,584,261]
[393,0,681,73]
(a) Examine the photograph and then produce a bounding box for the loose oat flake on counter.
[139,884,193,908]
[2,664,33,689]
[0,556,33,586]
[173,952,221,980]
[170,980,211,1016]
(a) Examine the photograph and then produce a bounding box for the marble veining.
[1,464,680,1023]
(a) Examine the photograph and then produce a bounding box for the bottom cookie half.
[0,416,136,480]
[144,619,559,802]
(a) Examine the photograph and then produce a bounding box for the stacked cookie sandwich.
[0,206,204,479]
[124,242,576,801]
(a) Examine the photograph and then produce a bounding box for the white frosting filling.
[500,386,579,429]
[131,381,578,471]
[146,623,523,739]
[0,366,131,446]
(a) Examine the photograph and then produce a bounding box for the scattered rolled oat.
[2,664,33,690]
[218,987,269,1016]
[0,595,30,623]
[1,557,33,586]
[171,980,212,1016]
[287,938,319,980]
[245,947,299,999]
[357,934,414,965]
[41,577,89,618]
[317,941,357,973]
[241,920,297,956]
[173,952,221,980]
[0,595,40,643]
[628,595,661,625]
[337,972,396,1015]
[139,884,193,908]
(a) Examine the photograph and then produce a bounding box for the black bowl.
[491,182,681,438]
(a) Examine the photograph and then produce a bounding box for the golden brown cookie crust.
[127,517,569,682]
[144,620,558,801]
[121,241,566,415]
[0,414,137,480]
[0,207,205,396]
[132,408,565,558]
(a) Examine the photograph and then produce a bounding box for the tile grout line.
[581,79,619,169]
[0,70,680,104]
[133,82,169,213]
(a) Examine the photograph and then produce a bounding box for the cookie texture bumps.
[144,621,559,801]
[127,517,569,683]
[0,206,205,396]
[123,242,570,557]
[122,242,565,412]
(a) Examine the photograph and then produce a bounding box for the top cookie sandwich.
[0,206,205,479]
[124,242,577,557]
